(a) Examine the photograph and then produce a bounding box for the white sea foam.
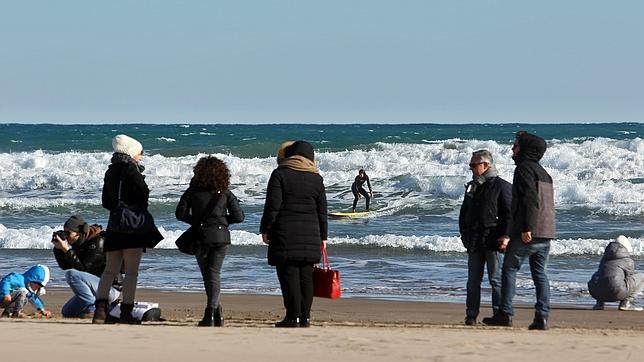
[156,137,176,142]
[1,224,641,255]
[1,138,643,216]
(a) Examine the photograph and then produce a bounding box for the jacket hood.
[514,132,547,163]
[603,241,631,261]
[22,264,50,287]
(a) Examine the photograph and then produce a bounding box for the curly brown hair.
[192,156,231,191]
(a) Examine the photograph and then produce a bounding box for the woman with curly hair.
[176,156,244,327]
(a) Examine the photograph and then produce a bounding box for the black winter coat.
[588,242,637,302]
[459,176,512,252]
[53,225,107,277]
[175,186,245,245]
[102,153,164,251]
[260,167,328,266]
[511,134,556,239]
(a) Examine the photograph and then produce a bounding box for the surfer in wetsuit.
[351,169,372,212]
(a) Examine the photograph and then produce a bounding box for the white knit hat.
[112,134,143,158]
[616,235,633,254]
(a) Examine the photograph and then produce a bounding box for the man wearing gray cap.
[52,215,120,318]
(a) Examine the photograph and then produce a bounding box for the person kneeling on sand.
[588,235,644,311]
[0,264,51,318]
[52,215,121,318]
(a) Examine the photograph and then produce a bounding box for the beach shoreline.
[2,289,644,361]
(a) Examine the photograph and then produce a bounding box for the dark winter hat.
[64,215,88,233]
[284,140,315,161]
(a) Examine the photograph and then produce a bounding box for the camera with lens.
[52,230,66,241]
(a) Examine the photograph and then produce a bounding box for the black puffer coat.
[53,225,107,277]
[511,133,556,239]
[102,153,164,251]
[260,168,328,266]
[459,176,512,253]
[588,242,637,302]
[175,185,245,245]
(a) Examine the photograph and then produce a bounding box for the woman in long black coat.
[176,156,244,326]
[260,140,328,327]
[93,134,164,324]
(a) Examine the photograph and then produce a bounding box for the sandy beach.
[2,289,643,361]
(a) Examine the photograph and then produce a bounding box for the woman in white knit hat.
[588,235,644,311]
[92,134,163,324]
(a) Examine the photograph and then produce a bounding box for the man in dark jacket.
[52,215,120,317]
[483,131,555,330]
[459,150,512,326]
[588,235,644,311]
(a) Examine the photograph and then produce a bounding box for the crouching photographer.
[53,215,120,318]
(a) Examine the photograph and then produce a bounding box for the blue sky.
[1,1,642,124]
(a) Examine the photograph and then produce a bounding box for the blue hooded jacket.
[0,264,50,311]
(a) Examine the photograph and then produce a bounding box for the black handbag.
[175,192,221,255]
[107,179,158,235]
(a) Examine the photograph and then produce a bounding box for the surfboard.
[328,211,370,218]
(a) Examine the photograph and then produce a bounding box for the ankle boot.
[119,303,140,324]
[92,299,108,324]
[482,312,512,327]
[214,305,224,327]
[275,317,300,328]
[528,317,549,330]
[198,307,215,327]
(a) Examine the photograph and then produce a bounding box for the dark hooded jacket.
[459,176,512,252]
[53,225,107,277]
[511,133,556,239]
[260,141,328,266]
[102,153,164,251]
[588,242,637,302]
[175,185,245,245]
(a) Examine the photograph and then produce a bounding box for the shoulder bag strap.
[195,191,222,227]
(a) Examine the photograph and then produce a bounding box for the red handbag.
[313,244,342,299]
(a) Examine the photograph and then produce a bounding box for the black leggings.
[276,261,314,320]
[196,244,229,309]
[352,187,370,210]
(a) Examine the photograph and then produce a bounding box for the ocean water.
[1,123,643,306]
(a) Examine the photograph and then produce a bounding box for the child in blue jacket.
[0,264,52,318]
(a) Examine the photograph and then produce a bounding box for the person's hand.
[498,236,510,252]
[2,294,11,303]
[321,240,327,248]
[369,192,373,198]
[261,233,270,244]
[39,309,52,318]
[52,234,70,252]
[521,231,532,244]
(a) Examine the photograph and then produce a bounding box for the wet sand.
[2,289,643,361]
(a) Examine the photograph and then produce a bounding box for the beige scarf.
[276,141,319,174]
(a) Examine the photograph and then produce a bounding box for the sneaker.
[592,301,605,310]
[618,300,643,311]
[528,317,549,330]
[464,316,477,326]
[482,313,512,327]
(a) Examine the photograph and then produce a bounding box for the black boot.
[214,305,224,327]
[299,317,310,328]
[198,307,215,327]
[119,303,140,325]
[92,299,108,324]
[275,317,300,328]
[528,317,549,330]
[482,312,512,327]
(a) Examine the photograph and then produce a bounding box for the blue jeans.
[500,238,551,319]
[62,269,120,318]
[466,250,502,318]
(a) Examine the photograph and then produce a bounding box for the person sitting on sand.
[588,235,644,311]
[0,264,51,318]
[52,215,121,318]
[351,169,372,212]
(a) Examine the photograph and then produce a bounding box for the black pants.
[276,261,314,320]
[352,187,370,210]
[196,244,229,309]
